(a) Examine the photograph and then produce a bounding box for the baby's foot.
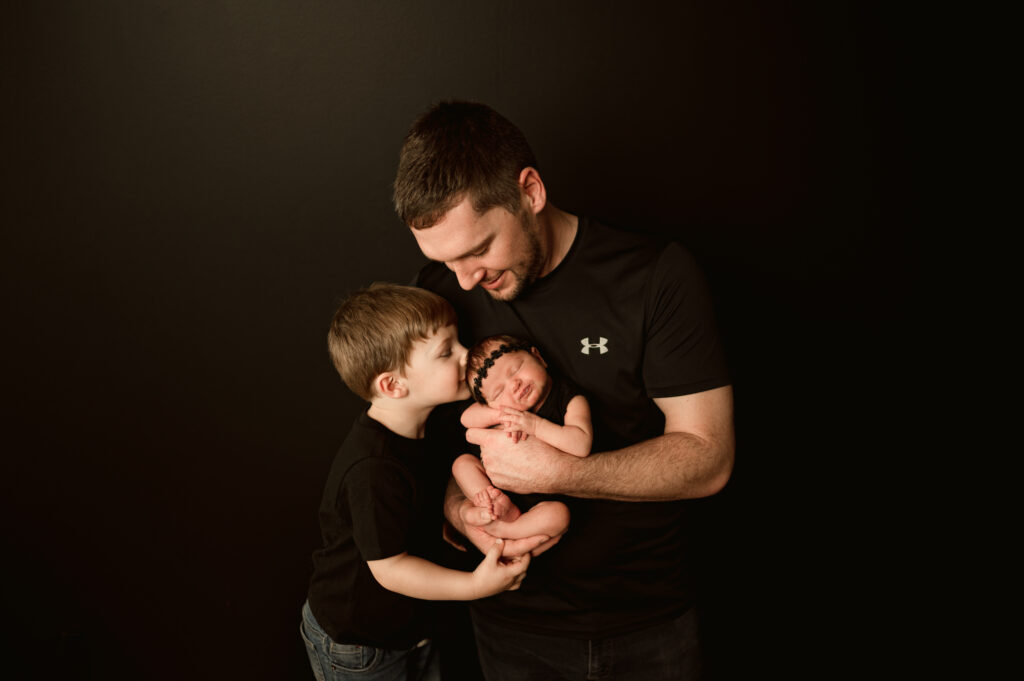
[472,488,495,516]
[487,486,522,523]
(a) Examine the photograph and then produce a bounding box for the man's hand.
[466,427,571,495]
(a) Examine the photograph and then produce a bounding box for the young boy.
[452,334,593,551]
[302,285,530,681]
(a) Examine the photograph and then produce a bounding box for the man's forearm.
[479,386,735,502]
[544,430,733,502]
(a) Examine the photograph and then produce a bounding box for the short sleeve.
[345,459,416,561]
[642,243,730,397]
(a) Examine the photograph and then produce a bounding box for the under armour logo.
[580,337,609,355]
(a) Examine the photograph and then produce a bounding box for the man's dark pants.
[470,607,702,681]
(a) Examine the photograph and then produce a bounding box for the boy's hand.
[501,408,539,437]
[471,539,530,598]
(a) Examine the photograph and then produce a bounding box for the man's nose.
[451,262,485,291]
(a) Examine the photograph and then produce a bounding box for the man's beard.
[487,211,545,302]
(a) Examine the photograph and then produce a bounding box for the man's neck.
[537,204,578,278]
[366,401,431,440]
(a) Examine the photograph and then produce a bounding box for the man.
[394,100,734,680]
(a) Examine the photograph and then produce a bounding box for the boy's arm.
[366,542,528,601]
[501,395,593,457]
[461,403,502,429]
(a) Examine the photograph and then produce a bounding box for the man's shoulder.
[573,216,671,270]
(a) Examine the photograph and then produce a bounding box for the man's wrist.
[546,447,583,495]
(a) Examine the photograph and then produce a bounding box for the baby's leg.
[487,500,569,542]
[452,454,496,516]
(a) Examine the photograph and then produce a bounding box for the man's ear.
[518,167,547,215]
[530,346,548,368]
[373,372,408,399]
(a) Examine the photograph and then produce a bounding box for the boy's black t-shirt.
[306,407,460,649]
[416,216,731,638]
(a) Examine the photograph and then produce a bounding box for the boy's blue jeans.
[300,601,440,681]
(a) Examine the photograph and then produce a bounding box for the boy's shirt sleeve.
[344,458,416,561]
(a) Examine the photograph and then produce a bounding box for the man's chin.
[485,288,514,302]
[483,274,527,301]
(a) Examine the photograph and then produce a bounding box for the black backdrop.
[4,2,921,679]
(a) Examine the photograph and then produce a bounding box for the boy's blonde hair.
[327,283,456,401]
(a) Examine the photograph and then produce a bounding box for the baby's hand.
[501,408,539,437]
[506,430,528,443]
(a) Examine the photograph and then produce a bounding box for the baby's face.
[479,348,551,413]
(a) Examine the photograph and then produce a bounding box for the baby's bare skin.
[473,485,522,523]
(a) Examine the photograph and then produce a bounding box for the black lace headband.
[470,341,532,404]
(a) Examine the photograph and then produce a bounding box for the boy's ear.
[373,372,408,399]
[530,346,547,368]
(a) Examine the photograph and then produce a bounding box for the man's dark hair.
[393,100,538,230]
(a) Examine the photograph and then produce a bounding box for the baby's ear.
[373,371,408,399]
[530,346,547,368]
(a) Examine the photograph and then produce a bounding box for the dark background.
[4,1,923,679]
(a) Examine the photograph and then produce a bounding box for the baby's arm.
[461,402,502,429]
[367,542,529,600]
[501,395,593,457]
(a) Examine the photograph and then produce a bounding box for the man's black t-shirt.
[416,216,730,638]
[306,409,456,649]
